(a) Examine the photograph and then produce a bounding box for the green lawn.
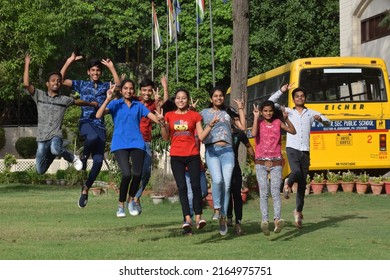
[0,184,389,260]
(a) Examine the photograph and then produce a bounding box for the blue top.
[107,99,150,152]
[72,80,110,129]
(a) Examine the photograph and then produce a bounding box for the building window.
[361,12,390,43]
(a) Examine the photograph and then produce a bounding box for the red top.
[139,98,156,142]
[164,110,202,157]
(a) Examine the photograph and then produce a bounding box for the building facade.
[340,0,390,71]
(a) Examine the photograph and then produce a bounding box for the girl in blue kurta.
[96,79,163,218]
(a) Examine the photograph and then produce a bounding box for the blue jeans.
[255,164,282,221]
[79,123,106,188]
[205,145,234,217]
[36,136,74,175]
[135,142,152,199]
[186,170,208,217]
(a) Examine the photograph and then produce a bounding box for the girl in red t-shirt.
[160,89,217,235]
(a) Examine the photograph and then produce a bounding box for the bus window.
[300,67,387,103]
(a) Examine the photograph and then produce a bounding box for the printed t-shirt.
[164,110,202,157]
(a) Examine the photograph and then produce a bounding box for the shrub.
[15,137,37,158]
[56,169,67,180]
[0,127,5,151]
[4,153,17,170]
[64,167,87,186]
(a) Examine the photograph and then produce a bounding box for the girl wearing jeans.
[96,80,163,218]
[200,87,246,236]
[251,100,296,235]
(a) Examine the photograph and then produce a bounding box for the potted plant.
[370,176,384,195]
[149,170,167,204]
[340,170,356,193]
[356,172,370,194]
[164,179,179,203]
[45,173,55,185]
[311,172,325,194]
[325,170,340,193]
[383,176,390,195]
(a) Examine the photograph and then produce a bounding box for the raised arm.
[268,83,294,107]
[23,54,35,95]
[101,58,121,87]
[161,74,169,103]
[251,104,260,138]
[233,98,246,130]
[60,52,82,87]
[96,84,115,118]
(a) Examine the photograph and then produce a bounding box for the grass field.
[1,183,390,260]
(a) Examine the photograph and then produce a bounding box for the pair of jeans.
[170,155,203,218]
[135,142,152,199]
[205,145,234,217]
[186,170,208,217]
[286,147,310,213]
[79,123,106,188]
[255,164,282,221]
[36,136,74,175]
[227,164,243,224]
[114,148,145,203]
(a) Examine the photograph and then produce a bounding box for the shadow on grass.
[269,214,368,241]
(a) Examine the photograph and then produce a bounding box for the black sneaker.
[78,187,88,208]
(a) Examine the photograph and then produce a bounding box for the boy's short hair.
[292,87,307,98]
[47,71,62,81]
[87,58,103,70]
[139,78,155,89]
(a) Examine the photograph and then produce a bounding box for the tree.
[230,0,249,109]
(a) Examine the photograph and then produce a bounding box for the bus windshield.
[300,67,387,103]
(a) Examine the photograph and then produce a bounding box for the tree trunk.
[231,0,250,166]
[230,0,249,110]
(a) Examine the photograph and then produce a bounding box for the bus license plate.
[336,135,352,146]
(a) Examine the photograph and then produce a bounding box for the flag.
[173,0,181,34]
[196,0,205,24]
[153,3,162,50]
[167,0,176,42]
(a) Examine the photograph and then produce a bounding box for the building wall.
[0,126,37,159]
[340,0,390,70]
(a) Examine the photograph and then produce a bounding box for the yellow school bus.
[230,57,390,178]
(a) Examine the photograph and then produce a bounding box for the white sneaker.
[73,155,83,171]
[127,201,140,216]
[261,221,270,236]
[116,206,126,218]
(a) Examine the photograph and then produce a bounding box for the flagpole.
[175,34,179,83]
[208,0,215,87]
[166,2,169,80]
[151,1,155,80]
[196,4,199,89]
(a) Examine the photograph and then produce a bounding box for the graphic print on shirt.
[173,119,191,136]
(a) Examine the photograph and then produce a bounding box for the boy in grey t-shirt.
[23,53,98,174]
